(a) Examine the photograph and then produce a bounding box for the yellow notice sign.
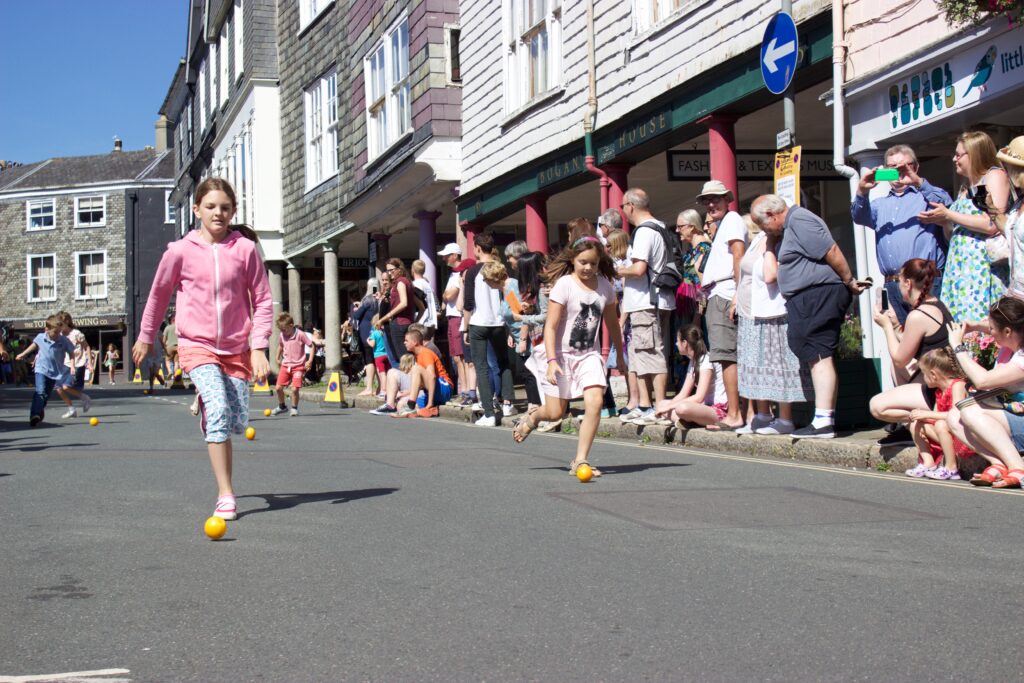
[774,145,802,207]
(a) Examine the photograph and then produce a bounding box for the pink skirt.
[526,345,606,400]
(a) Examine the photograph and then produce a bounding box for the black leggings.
[469,325,513,417]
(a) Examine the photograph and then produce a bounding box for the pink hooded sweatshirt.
[139,230,273,354]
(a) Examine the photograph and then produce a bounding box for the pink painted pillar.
[602,163,633,232]
[699,114,739,213]
[525,193,548,254]
[460,221,479,257]
[415,210,442,294]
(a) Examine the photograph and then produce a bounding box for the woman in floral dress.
[675,209,711,324]
[925,131,1010,322]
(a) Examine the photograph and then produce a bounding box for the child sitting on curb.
[370,354,416,415]
[393,327,454,417]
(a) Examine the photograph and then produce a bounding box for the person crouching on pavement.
[273,312,312,417]
[391,327,454,417]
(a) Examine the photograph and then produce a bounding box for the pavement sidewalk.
[299,386,928,474]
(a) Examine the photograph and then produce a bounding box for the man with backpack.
[617,187,678,426]
[698,180,748,431]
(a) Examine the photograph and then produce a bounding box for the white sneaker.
[271,405,288,416]
[475,414,496,427]
[81,394,92,414]
[62,408,77,419]
[289,407,299,417]
[619,408,643,423]
[630,409,657,426]
[470,402,483,412]
[756,419,795,435]
[502,403,517,417]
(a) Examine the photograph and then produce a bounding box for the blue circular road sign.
[760,12,799,95]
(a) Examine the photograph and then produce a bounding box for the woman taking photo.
[995,136,1024,298]
[923,131,1010,322]
[947,296,1024,488]
[869,259,952,427]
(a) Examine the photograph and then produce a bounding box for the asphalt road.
[1,383,1022,682]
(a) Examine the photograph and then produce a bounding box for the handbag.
[955,387,1024,415]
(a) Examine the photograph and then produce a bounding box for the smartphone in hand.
[881,289,889,311]
[874,168,900,182]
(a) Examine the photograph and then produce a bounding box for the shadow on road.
[3,442,99,452]
[236,487,399,517]
[530,462,690,475]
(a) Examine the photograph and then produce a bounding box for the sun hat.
[437,242,462,257]
[996,136,1024,168]
[696,180,734,201]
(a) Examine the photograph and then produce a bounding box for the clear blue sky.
[0,1,186,164]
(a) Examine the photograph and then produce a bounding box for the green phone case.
[875,168,900,181]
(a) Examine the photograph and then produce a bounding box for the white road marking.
[0,669,131,682]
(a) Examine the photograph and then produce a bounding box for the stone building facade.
[0,148,174,366]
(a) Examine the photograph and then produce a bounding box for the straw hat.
[696,180,734,201]
[996,136,1024,168]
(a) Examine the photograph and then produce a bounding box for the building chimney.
[154,115,172,153]
[113,136,123,153]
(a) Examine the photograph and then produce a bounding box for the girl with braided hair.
[906,347,974,480]
[868,258,953,438]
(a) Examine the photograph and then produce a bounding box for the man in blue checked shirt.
[851,144,953,325]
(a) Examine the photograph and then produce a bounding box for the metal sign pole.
[782,0,796,140]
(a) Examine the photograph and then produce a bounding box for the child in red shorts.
[273,312,312,416]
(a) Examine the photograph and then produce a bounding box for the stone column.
[699,114,739,212]
[267,262,285,373]
[524,193,548,254]
[602,163,633,232]
[286,261,303,329]
[322,244,341,372]
[415,210,442,293]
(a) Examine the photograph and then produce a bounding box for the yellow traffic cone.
[133,368,142,383]
[253,375,272,395]
[323,371,346,407]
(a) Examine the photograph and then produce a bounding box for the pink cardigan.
[139,230,273,354]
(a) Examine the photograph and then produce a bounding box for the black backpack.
[632,220,686,307]
[410,284,428,319]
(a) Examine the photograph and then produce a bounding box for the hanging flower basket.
[937,0,1024,27]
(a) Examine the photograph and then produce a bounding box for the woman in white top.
[735,217,813,434]
[654,325,727,427]
[996,137,1024,299]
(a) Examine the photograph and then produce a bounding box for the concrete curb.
[299,386,921,472]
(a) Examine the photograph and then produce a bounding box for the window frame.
[219,21,230,107]
[503,0,563,115]
[633,0,688,34]
[165,191,176,224]
[25,198,56,232]
[363,14,412,162]
[73,250,108,301]
[74,195,107,228]
[234,0,244,81]
[444,24,462,86]
[298,0,333,32]
[26,253,58,303]
[199,58,208,133]
[303,70,339,191]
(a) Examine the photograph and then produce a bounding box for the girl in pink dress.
[514,236,625,477]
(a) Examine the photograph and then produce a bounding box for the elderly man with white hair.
[750,194,868,439]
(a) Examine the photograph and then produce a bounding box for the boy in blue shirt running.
[16,314,77,427]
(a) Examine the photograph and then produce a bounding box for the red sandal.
[993,469,1024,489]
[970,464,1009,487]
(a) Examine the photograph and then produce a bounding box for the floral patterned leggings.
[189,363,250,443]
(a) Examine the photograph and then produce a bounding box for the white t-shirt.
[691,355,727,406]
[470,272,504,327]
[413,279,439,328]
[444,272,462,317]
[622,220,673,313]
[701,211,747,300]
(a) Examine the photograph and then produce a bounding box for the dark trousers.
[469,325,513,417]
[508,345,541,406]
[387,323,409,367]
[31,373,57,418]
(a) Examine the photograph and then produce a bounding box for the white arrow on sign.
[762,37,795,74]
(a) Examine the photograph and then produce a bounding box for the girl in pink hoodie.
[133,178,273,521]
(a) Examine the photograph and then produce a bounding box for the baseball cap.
[437,243,462,257]
[452,257,477,273]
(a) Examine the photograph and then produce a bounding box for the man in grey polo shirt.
[751,194,868,439]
